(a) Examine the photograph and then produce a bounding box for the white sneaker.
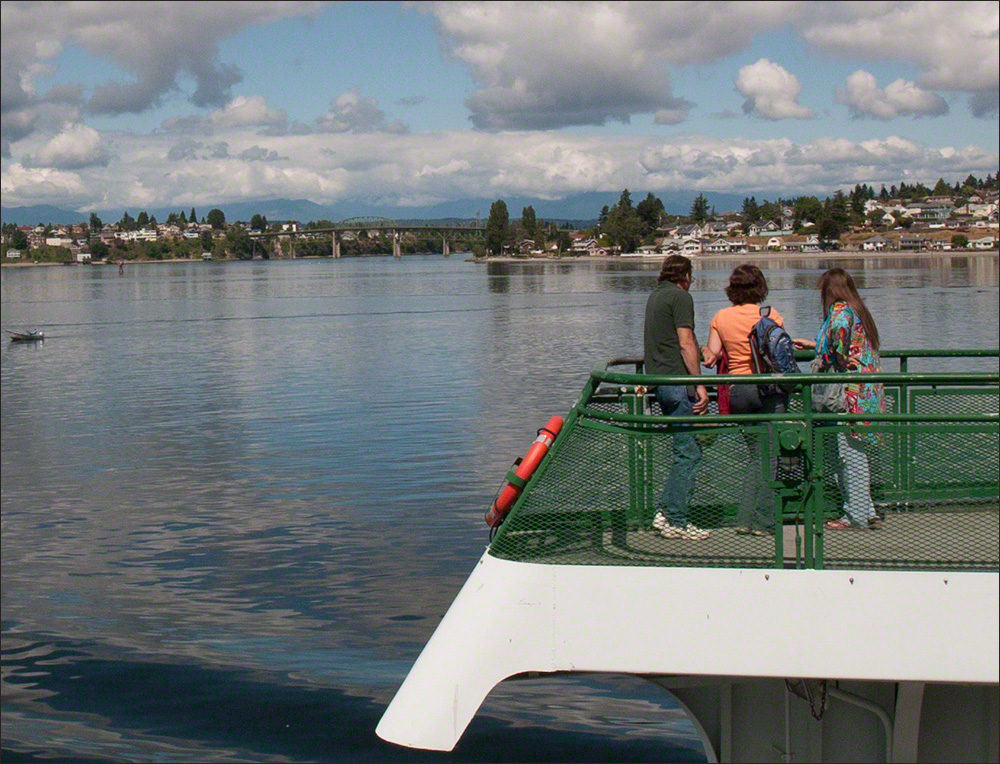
[652,512,668,531]
[660,522,711,540]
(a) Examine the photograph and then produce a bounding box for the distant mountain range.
[1,190,760,227]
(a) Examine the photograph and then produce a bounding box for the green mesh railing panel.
[489,353,999,573]
[815,425,999,571]
[489,419,789,568]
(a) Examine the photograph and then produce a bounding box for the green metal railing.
[489,350,999,572]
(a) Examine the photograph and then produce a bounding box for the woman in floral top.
[795,269,886,530]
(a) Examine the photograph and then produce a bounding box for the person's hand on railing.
[793,338,816,350]
[693,385,709,415]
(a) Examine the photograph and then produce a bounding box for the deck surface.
[498,505,999,571]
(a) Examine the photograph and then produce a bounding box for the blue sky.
[2,1,998,214]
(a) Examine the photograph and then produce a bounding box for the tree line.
[479,171,998,255]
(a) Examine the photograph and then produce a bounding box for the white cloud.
[427,1,792,130]
[0,162,89,206]
[210,96,287,128]
[315,91,408,134]
[835,70,948,120]
[0,1,321,149]
[735,59,813,120]
[801,1,999,117]
[4,126,996,211]
[24,123,111,169]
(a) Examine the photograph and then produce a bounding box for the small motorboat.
[7,330,45,342]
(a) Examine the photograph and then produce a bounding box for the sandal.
[867,517,883,530]
[824,519,858,531]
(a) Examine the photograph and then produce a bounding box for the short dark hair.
[724,264,768,305]
[658,254,692,284]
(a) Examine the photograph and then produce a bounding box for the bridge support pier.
[442,237,450,257]
[332,233,340,258]
[393,231,401,258]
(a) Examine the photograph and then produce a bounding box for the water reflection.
[1,253,997,762]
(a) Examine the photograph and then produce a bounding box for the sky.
[1,0,998,216]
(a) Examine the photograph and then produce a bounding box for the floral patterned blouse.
[815,300,886,443]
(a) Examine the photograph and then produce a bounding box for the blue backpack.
[748,306,800,395]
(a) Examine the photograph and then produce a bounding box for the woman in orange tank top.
[701,264,790,536]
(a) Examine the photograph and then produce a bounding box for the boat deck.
[517,504,1000,570]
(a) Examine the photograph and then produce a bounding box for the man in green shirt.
[643,255,710,540]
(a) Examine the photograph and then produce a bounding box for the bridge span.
[248,217,485,257]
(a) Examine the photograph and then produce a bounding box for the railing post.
[897,354,911,496]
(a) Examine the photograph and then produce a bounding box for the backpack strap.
[759,305,771,318]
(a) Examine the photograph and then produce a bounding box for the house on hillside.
[970,235,996,250]
[675,224,702,239]
[862,235,890,251]
[899,234,930,250]
[681,239,702,256]
[701,238,728,254]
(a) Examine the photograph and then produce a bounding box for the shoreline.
[2,250,996,269]
[470,249,999,263]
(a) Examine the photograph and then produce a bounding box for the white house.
[970,236,996,250]
[766,236,783,250]
[681,239,702,256]
[862,236,890,251]
[76,251,92,263]
[6,248,22,259]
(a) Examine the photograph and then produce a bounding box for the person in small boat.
[701,264,787,537]
[643,254,711,541]
[794,268,886,530]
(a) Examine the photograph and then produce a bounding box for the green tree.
[250,213,268,232]
[817,217,842,246]
[689,193,710,224]
[598,205,610,229]
[179,210,187,225]
[557,230,573,254]
[90,239,109,260]
[89,212,103,232]
[190,208,197,225]
[485,199,510,255]
[951,234,969,249]
[207,208,226,229]
[932,178,951,196]
[225,224,253,259]
[8,227,29,250]
[119,211,136,231]
[200,230,213,250]
[617,188,633,210]
[136,211,149,228]
[741,196,759,226]
[793,196,823,230]
[636,192,665,232]
[605,197,643,252]
[521,205,536,241]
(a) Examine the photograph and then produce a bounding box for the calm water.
[2,254,997,763]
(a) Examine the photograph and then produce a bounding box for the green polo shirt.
[643,280,695,376]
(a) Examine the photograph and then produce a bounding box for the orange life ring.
[485,415,563,528]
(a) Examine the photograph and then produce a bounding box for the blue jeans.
[834,433,876,526]
[656,385,703,526]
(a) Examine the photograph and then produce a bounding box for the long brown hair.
[818,268,880,350]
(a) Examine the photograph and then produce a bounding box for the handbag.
[810,357,846,413]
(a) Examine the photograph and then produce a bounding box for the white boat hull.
[377,551,999,760]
